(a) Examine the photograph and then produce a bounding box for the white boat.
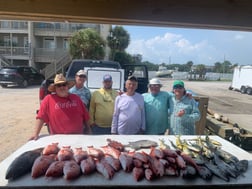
[155,66,173,77]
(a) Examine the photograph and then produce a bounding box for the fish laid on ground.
[31,155,55,178]
[45,161,65,177]
[57,146,73,161]
[42,143,60,155]
[125,140,158,150]
[145,168,154,181]
[63,160,81,180]
[5,148,43,180]
[73,147,88,164]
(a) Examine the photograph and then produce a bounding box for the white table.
[0,135,252,188]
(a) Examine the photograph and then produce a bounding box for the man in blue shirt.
[169,80,200,135]
[69,70,91,110]
[142,78,171,135]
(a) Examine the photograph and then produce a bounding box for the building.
[0,20,110,78]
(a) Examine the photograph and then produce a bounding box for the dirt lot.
[0,80,252,162]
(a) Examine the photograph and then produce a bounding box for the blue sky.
[122,25,252,65]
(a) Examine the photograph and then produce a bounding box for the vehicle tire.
[246,87,252,95]
[240,86,247,94]
[1,84,8,88]
[20,80,28,88]
[228,86,233,90]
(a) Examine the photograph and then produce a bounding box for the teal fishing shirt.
[169,94,200,135]
[143,91,171,134]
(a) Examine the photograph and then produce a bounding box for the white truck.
[229,65,252,95]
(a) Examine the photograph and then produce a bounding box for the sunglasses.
[173,85,184,89]
[55,83,67,87]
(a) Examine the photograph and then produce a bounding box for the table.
[0,135,252,189]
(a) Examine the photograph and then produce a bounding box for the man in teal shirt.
[142,78,171,135]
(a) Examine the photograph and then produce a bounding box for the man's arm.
[29,118,44,140]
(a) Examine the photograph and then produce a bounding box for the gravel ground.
[0,80,252,162]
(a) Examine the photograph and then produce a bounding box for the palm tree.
[69,28,106,59]
[107,26,130,60]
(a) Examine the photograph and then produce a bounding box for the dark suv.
[0,66,45,88]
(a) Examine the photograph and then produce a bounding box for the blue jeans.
[91,125,111,135]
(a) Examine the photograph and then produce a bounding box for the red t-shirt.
[37,93,89,134]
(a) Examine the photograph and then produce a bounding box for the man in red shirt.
[29,74,90,140]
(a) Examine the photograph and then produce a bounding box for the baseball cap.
[127,75,138,82]
[76,70,86,76]
[173,80,184,88]
[103,74,112,81]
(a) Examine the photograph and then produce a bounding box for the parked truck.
[229,65,252,95]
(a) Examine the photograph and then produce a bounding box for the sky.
[122,25,252,66]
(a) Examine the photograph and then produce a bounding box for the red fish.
[42,143,59,155]
[45,161,65,177]
[63,160,81,180]
[106,138,125,151]
[80,156,96,175]
[96,160,115,180]
[119,153,133,172]
[73,147,88,164]
[149,147,164,159]
[133,152,148,163]
[132,167,144,181]
[57,146,73,161]
[102,156,121,171]
[31,155,55,178]
[100,146,121,159]
[87,146,104,159]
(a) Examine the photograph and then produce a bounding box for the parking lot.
[0,80,252,162]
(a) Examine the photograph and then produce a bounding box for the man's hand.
[28,135,39,141]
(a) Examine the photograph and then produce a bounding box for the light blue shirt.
[111,92,145,134]
[69,85,91,109]
[169,94,200,135]
[143,91,171,134]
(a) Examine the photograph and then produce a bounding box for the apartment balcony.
[34,48,70,63]
[0,21,28,34]
[0,46,30,60]
[33,23,100,37]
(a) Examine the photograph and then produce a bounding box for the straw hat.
[48,74,75,92]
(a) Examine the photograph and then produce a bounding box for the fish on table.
[5,148,43,180]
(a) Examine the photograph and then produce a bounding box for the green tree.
[186,61,194,72]
[107,26,130,60]
[196,64,206,79]
[69,28,106,59]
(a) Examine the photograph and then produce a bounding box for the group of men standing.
[29,69,200,140]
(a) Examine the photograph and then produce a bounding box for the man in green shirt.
[142,78,171,135]
[89,74,118,134]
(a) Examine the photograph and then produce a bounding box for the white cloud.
[126,32,214,64]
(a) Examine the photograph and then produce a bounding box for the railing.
[43,52,72,79]
[0,54,12,67]
[0,46,30,56]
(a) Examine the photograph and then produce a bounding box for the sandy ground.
[0,80,252,162]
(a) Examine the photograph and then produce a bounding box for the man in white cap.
[29,73,90,140]
[142,78,171,135]
[89,74,118,134]
[69,69,91,109]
